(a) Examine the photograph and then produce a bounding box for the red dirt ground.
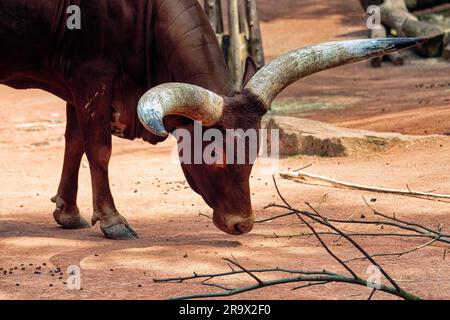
[1,1,450,300]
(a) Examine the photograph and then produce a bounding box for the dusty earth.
[1,1,450,300]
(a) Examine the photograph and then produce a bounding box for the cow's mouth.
[213,213,255,235]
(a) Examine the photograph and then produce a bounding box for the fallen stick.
[279,171,450,201]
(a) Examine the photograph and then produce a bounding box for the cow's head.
[138,38,424,235]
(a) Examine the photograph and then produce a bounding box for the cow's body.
[0,0,236,239]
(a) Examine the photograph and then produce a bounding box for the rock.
[263,116,427,157]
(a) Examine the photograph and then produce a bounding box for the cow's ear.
[242,57,258,88]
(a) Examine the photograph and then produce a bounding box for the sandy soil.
[1,0,450,300]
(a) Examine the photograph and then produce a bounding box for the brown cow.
[0,0,424,239]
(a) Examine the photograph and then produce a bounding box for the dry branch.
[155,164,450,300]
[153,178,445,300]
[155,269,419,300]
[280,170,450,202]
[259,203,450,245]
[344,235,441,263]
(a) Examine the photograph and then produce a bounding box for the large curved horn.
[137,83,224,137]
[245,37,427,110]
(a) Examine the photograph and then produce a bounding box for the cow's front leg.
[52,103,90,229]
[75,89,138,240]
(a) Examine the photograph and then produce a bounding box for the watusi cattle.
[0,0,425,239]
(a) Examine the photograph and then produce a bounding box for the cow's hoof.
[92,211,139,240]
[52,196,91,229]
[101,223,139,240]
[53,209,91,229]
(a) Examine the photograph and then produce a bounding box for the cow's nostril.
[233,222,253,235]
[233,223,243,235]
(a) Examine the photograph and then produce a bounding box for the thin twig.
[260,205,450,245]
[154,267,337,283]
[292,281,329,291]
[345,236,441,263]
[272,175,293,209]
[293,211,358,279]
[224,257,264,285]
[265,232,443,240]
[368,289,377,300]
[271,176,358,278]
[362,196,446,236]
[271,177,403,292]
[199,213,212,220]
[293,164,313,172]
[202,282,233,291]
[302,201,402,293]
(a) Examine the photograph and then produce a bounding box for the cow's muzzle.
[213,213,255,235]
